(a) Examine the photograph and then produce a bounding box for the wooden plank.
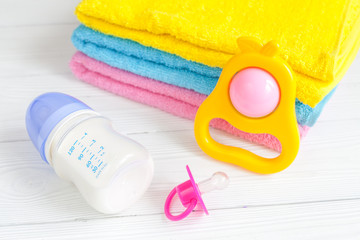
[1,199,359,240]
[0,24,78,78]
[0,120,359,226]
[0,0,81,27]
[0,64,359,142]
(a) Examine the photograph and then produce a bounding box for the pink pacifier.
[164,165,229,221]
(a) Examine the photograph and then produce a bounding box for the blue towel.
[71,25,336,127]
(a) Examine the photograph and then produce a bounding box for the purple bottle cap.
[25,92,92,163]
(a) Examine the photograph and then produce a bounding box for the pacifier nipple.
[198,172,229,194]
[164,165,229,221]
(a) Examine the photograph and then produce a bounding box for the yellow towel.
[76,0,360,107]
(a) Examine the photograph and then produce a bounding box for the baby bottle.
[26,92,153,214]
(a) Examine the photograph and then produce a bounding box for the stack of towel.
[70,0,360,151]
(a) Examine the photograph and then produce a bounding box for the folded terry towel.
[75,0,360,107]
[70,51,310,151]
[71,26,335,127]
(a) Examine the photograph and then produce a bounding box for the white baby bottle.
[26,92,153,214]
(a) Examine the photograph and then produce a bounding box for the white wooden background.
[1,1,360,239]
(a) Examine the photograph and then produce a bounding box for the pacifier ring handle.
[164,188,197,221]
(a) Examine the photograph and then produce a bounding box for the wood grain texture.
[2,200,360,240]
[0,0,359,239]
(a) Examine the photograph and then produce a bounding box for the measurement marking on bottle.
[70,134,109,179]
[81,133,87,140]
[68,146,75,156]
[97,146,104,153]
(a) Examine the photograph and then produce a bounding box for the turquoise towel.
[71,25,336,127]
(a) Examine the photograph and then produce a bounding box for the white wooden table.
[1,1,360,239]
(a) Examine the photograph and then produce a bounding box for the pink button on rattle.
[164,165,229,221]
[229,67,280,118]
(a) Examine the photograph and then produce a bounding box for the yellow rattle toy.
[194,37,300,174]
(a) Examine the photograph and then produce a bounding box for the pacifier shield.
[229,68,280,118]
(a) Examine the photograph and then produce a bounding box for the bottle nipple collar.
[164,165,229,221]
[194,37,300,174]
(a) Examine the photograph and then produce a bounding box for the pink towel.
[70,51,309,151]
